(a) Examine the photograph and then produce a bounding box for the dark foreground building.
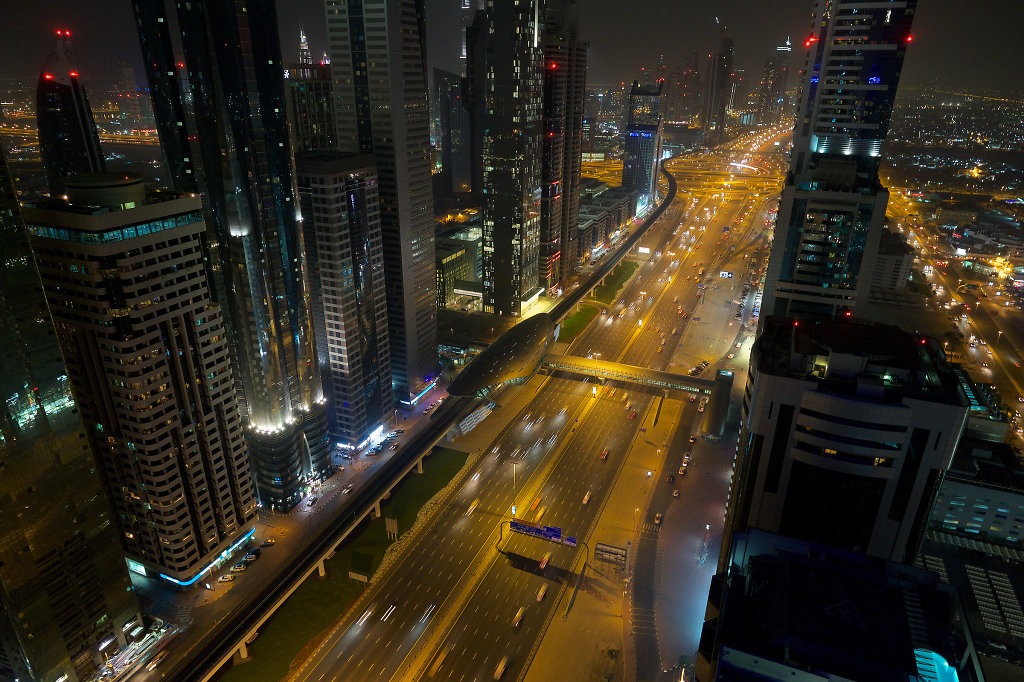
[0,144,140,682]
[697,529,986,681]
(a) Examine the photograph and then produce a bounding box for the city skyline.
[1,0,1023,680]
[0,1,1022,96]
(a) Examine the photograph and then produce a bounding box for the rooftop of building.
[948,437,1024,493]
[716,529,976,682]
[878,227,915,256]
[294,151,376,175]
[753,316,967,406]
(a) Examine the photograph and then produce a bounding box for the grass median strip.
[592,260,638,304]
[215,447,469,682]
[556,303,600,344]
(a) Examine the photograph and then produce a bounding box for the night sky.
[0,1,1021,95]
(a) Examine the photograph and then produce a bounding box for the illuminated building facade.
[326,0,438,401]
[296,153,393,448]
[24,174,258,585]
[478,0,544,317]
[36,29,105,195]
[722,318,967,568]
[762,0,917,320]
[539,0,587,292]
[622,80,663,197]
[133,0,328,511]
[0,147,141,682]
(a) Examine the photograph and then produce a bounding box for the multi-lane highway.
[282,128,790,682]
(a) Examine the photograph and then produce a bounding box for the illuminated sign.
[126,559,147,577]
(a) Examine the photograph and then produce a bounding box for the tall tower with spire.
[299,25,312,65]
[36,29,105,194]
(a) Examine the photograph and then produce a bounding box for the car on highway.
[654,513,662,525]
[666,474,675,484]
[494,655,509,680]
[218,574,236,583]
[600,447,609,460]
[343,483,354,494]
[146,650,168,672]
[537,585,548,602]
[679,464,687,475]
[629,411,637,420]
[673,489,680,498]
[230,562,247,573]
[582,491,591,505]
[539,552,551,570]
[261,538,276,547]
[306,496,319,508]
[689,435,696,443]
[512,607,525,628]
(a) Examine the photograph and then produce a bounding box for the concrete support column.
[373,500,381,518]
[416,458,424,474]
[316,559,326,577]
[237,641,249,660]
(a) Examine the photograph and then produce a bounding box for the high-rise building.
[761,0,917,320]
[621,81,664,197]
[703,29,734,141]
[539,0,587,292]
[721,318,968,568]
[754,39,791,126]
[296,153,393,448]
[24,174,259,585]
[326,0,438,400]
[0,145,141,682]
[465,9,489,200]
[286,30,335,153]
[459,0,486,70]
[114,58,143,125]
[476,0,544,317]
[133,0,329,511]
[36,29,105,195]
[434,68,473,195]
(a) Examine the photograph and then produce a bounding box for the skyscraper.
[539,0,587,292]
[286,30,335,153]
[435,68,473,195]
[703,28,734,142]
[24,174,259,585]
[133,0,328,511]
[36,29,105,195]
[114,58,142,125]
[754,39,791,127]
[296,152,393,448]
[326,0,438,400]
[722,318,968,566]
[621,81,664,197]
[761,0,916,320]
[478,0,544,316]
[0,145,140,682]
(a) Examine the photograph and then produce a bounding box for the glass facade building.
[296,152,393,448]
[24,175,258,586]
[35,30,105,195]
[132,0,328,511]
[326,0,438,402]
[621,81,663,197]
[478,0,544,317]
[0,145,140,682]
[761,0,917,320]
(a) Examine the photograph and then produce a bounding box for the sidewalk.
[524,395,685,682]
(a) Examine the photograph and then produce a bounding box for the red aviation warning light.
[69,71,78,78]
[906,35,913,43]
[804,36,818,48]
[43,73,54,80]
